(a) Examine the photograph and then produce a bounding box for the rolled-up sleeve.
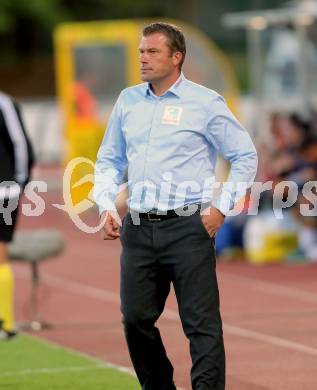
[205,96,258,215]
[93,93,128,214]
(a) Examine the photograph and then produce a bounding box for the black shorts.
[0,198,19,242]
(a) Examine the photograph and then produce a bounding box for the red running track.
[13,186,317,389]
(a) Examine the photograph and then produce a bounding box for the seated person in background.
[226,111,317,262]
[252,111,317,262]
[267,113,312,181]
[291,191,317,262]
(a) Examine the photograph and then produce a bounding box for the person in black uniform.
[0,91,34,339]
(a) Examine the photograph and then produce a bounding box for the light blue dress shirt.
[94,73,257,215]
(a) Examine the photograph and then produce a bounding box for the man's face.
[139,33,180,82]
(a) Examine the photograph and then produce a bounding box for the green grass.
[0,334,139,389]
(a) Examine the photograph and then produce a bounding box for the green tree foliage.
[0,0,290,95]
[0,0,289,53]
[0,0,67,33]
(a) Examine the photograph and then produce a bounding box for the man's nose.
[139,53,148,63]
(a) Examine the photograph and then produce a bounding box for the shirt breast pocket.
[157,113,205,150]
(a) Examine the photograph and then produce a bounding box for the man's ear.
[173,51,182,67]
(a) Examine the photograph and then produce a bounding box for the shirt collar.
[145,72,186,98]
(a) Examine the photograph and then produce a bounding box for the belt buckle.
[147,213,161,221]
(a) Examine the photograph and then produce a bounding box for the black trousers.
[120,212,225,390]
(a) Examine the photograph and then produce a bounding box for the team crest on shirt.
[162,106,183,125]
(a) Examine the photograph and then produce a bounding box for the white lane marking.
[5,333,184,390]
[32,336,186,390]
[15,265,317,307]
[218,270,317,304]
[0,365,105,377]
[26,333,135,376]
[162,310,317,357]
[14,267,317,379]
[223,324,317,357]
[14,267,120,303]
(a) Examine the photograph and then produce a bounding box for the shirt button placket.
[142,98,160,210]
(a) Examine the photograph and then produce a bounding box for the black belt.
[135,204,203,222]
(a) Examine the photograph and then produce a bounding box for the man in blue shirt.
[94,22,257,390]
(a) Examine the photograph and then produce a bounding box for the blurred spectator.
[262,113,312,182]
[246,110,317,263]
[218,110,317,263]
[291,191,317,262]
[73,70,99,120]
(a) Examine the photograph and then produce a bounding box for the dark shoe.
[0,329,18,341]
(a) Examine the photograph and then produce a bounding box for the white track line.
[14,331,136,377]
[14,267,120,303]
[13,272,185,388]
[219,271,317,304]
[14,267,317,380]
[15,266,317,307]
[0,365,105,377]
[16,333,184,390]
[161,309,317,357]
[224,324,317,357]
[0,365,184,390]
[28,334,136,376]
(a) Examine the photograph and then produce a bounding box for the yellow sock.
[0,263,15,332]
